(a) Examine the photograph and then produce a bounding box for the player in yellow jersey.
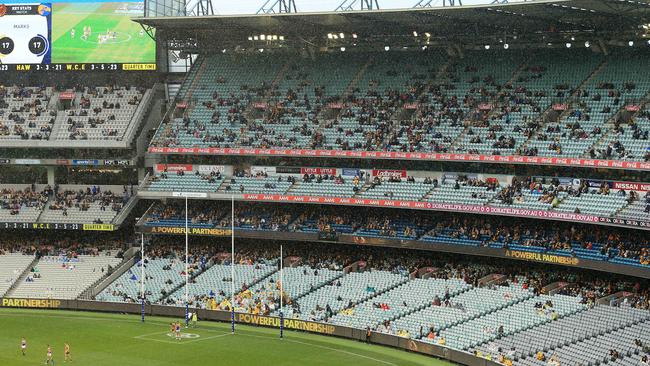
[64,343,71,362]
[191,312,198,328]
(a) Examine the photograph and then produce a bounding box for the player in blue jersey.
[175,321,181,340]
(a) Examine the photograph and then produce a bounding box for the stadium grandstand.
[0,0,649,365]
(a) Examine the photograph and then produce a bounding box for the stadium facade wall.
[135,226,650,279]
[137,191,650,230]
[0,298,501,366]
[336,235,650,279]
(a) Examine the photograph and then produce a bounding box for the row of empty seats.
[439,294,585,350]
[98,257,188,303]
[516,320,650,366]
[1,85,149,142]
[0,253,35,296]
[329,277,470,330]
[479,305,650,360]
[10,252,122,299]
[393,284,534,339]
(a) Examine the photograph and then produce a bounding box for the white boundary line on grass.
[133,331,170,339]
[133,331,230,345]
[131,332,399,364]
[184,333,230,344]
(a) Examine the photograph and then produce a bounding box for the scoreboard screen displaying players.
[0,0,156,71]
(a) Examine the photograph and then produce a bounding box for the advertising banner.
[235,313,336,335]
[251,166,277,175]
[72,159,99,166]
[372,169,407,178]
[341,168,362,177]
[154,164,193,173]
[275,166,300,174]
[504,250,580,266]
[140,225,232,236]
[612,181,650,192]
[147,147,650,171]
[300,167,337,175]
[171,192,207,198]
[14,159,41,164]
[1,298,61,308]
[82,223,114,231]
[197,165,225,175]
[241,194,625,226]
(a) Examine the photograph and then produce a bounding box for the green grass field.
[0,308,455,366]
[51,2,155,64]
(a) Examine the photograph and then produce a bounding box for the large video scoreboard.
[0,0,156,71]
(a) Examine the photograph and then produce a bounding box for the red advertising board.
[404,102,419,110]
[147,147,650,171]
[237,193,650,228]
[612,181,650,192]
[242,194,606,224]
[372,169,407,178]
[59,92,75,100]
[300,167,337,175]
[154,164,193,172]
[327,102,343,109]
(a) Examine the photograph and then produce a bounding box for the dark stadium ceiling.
[135,0,650,51]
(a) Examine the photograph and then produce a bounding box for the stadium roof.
[135,0,650,49]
